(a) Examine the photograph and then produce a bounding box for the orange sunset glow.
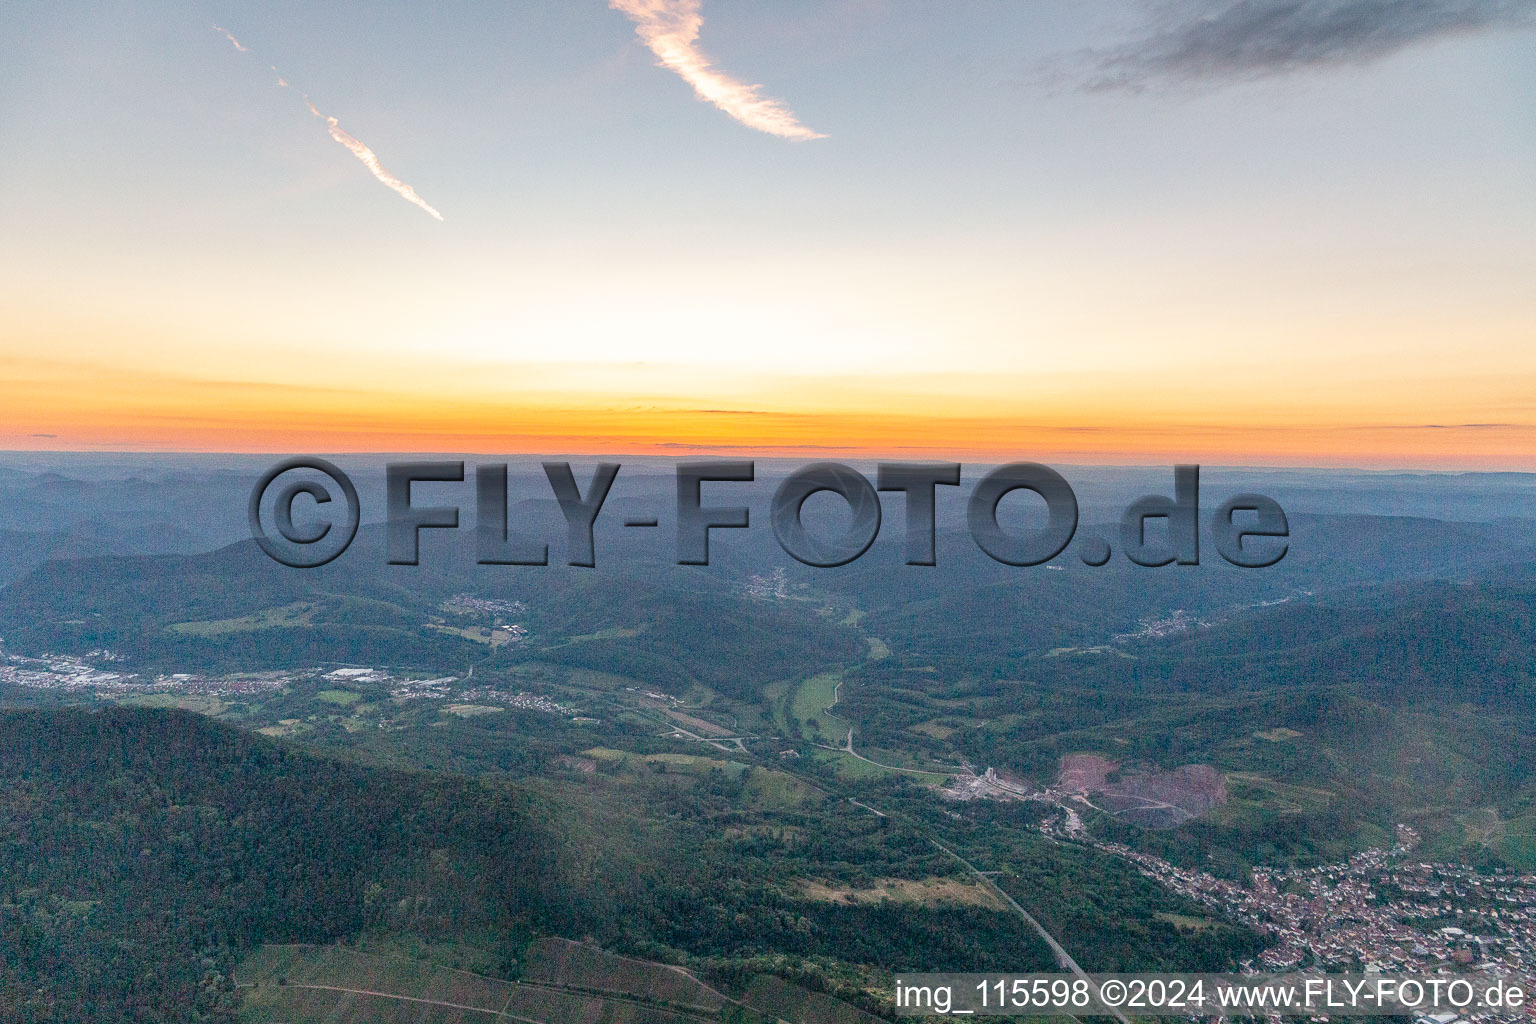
[2,4,1532,467]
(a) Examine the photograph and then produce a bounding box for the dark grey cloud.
[1080,0,1535,90]
[1378,423,1521,430]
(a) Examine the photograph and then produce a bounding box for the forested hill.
[0,529,863,692]
[0,706,564,1023]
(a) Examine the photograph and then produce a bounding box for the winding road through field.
[817,677,964,778]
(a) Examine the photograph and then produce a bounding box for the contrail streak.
[610,0,825,141]
[213,25,443,221]
[301,101,444,221]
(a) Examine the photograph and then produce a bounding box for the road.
[659,722,750,753]
[272,983,540,1022]
[624,701,750,753]
[273,980,719,1024]
[813,730,952,778]
[848,798,887,817]
[820,679,965,778]
[619,655,1117,1024]
[932,841,1133,1024]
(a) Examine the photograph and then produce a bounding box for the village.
[1060,819,1536,1016]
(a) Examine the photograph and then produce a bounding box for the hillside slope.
[0,707,562,1023]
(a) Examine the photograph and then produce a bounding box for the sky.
[1,0,1533,466]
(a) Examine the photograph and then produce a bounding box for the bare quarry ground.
[1059,753,1227,828]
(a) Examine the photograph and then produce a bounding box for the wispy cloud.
[213,26,444,220]
[610,0,826,140]
[1077,0,1536,90]
[214,25,247,53]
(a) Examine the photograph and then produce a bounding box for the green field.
[547,626,643,648]
[584,747,752,780]
[117,692,229,716]
[167,602,315,636]
[812,747,951,783]
[315,688,363,706]
[790,672,846,744]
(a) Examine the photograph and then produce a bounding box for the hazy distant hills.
[0,523,863,695]
[1149,574,1536,696]
[0,528,123,587]
[0,454,1531,587]
[4,464,1532,723]
[805,513,1535,669]
[2,505,1531,679]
